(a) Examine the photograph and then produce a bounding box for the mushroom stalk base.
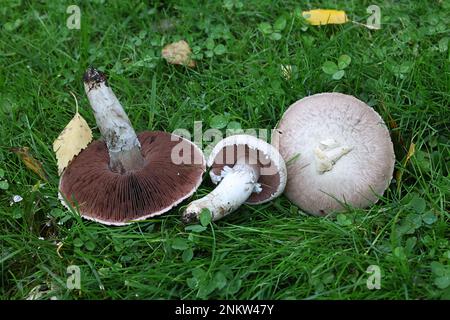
[84,68,144,173]
[183,160,260,223]
[314,138,352,174]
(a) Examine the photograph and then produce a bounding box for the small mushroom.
[58,67,205,225]
[183,135,287,223]
[272,92,395,216]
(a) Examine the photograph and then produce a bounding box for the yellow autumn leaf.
[161,40,196,67]
[53,112,92,175]
[53,93,92,175]
[302,9,348,25]
[11,147,47,181]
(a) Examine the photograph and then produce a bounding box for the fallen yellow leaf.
[161,40,196,67]
[11,147,47,181]
[53,112,92,175]
[302,9,348,25]
[53,92,93,175]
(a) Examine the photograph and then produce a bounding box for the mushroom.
[182,134,287,223]
[272,92,395,216]
[58,67,205,225]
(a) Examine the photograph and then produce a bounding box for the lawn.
[0,0,449,300]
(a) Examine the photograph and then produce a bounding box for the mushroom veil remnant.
[183,135,287,223]
[58,67,205,225]
[272,92,395,216]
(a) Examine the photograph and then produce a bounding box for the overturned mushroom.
[272,92,395,216]
[183,135,287,223]
[58,67,205,225]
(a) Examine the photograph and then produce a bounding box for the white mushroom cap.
[272,93,395,216]
[208,134,287,204]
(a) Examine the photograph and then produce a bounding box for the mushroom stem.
[182,156,260,223]
[314,138,352,174]
[83,67,144,173]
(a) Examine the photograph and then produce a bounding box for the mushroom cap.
[59,131,205,225]
[208,134,287,204]
[272,93,395,216]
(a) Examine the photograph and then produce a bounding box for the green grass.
[1,0,449,300]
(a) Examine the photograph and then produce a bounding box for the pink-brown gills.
[60,131,205,225]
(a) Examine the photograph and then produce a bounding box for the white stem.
[314,138,352,174]
[84,68,144,173]
[183,157,260,223]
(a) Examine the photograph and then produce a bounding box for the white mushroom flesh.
[184,156,261,222]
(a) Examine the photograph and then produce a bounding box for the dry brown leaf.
[11,147,47,181]
[161,40,196,67]
[302,9,348,25]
